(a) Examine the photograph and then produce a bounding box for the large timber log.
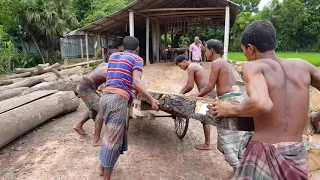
[5,72,31,79]
[14,63,61,75]
[25,75,83,94]
[61,60,102,69]
[0,77,43,91]
[137,91,254,131]
[0,87,29,101]
[0,91,80,148]
[0,80,13,86]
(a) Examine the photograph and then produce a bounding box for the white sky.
[258,0,272,11]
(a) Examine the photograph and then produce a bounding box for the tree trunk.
[137,91,254,131]
[24,75,83,94]
[31,34,45,64]
[5,72,31,79]
[0,91,79,148]
[0,77,43,91]
[61,60,102,70]
[14,63,60,75]
[0,80,13,86]
[0,87,29,101]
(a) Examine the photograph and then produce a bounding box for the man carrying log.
[211,20,320,179]
[195,39,252,179]
[175,55,216,150]
[74,62,108,147]
[99,36,159,180]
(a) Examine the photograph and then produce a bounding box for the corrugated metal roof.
[80,0,239,36]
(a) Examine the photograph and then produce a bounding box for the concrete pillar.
[129,11,134,36]
[223,6,230,61]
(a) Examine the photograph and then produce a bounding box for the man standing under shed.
[189,36,205,65]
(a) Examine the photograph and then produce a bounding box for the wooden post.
[80,38,83,59]
[85,33,89,68]
[146,18,150,65]
[223,6,230,61]
[129,11,134,37]
[156,20,160,62]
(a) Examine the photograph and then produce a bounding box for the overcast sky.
[259,0,271,10]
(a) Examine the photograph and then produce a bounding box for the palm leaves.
[16,0,78,37]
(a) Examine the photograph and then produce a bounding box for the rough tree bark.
[0,77,43,91]
[0,80,13,86]
[0,87,29,101]
[61,60,102,70]
[0,91,80,148]
[137,91,254,131]
[14,63,60,75]
[24,75,83,94]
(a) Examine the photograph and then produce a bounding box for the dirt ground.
[0,62,233,180]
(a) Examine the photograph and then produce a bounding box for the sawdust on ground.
[0,62,233,180]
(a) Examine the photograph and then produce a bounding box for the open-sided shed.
[79,0,239,66]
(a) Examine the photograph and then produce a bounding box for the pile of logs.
[0,62,94,148]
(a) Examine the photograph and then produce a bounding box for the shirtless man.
[195,39,251,179]
[74,62,108,146]
[211,20,320,179]
[175,55,216,150]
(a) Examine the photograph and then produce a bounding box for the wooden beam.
[141,7,226,13]
[128,9,158,21]
[149,11,225,17]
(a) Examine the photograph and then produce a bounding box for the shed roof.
[80,0,239,36]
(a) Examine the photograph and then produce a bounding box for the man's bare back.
[187,63,207,88]
[198,58,236,97]
[86,63,108,89]
[247,58,316,144]
[211,58,236,96]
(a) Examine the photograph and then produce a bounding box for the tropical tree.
[16,0,78,61]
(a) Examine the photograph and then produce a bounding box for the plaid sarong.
[217,86,252,167]
[236,140,308,180]
[99,92,128,168]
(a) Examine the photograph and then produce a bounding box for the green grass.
[228,52,320,66]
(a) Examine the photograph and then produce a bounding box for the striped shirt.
[105,51,144,101]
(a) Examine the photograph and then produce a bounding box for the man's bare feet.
[194,143,212,150]
[99,163,104,176]
[93,139,102,147]
[73,125,87,136]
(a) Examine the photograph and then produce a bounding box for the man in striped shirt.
[99,36,159,180]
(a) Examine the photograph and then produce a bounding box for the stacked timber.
[0,90,80,148]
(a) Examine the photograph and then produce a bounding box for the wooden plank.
[149,11,225,17]
[140,7,225,13]
[0,90,57,114]
[137,91,254,131]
